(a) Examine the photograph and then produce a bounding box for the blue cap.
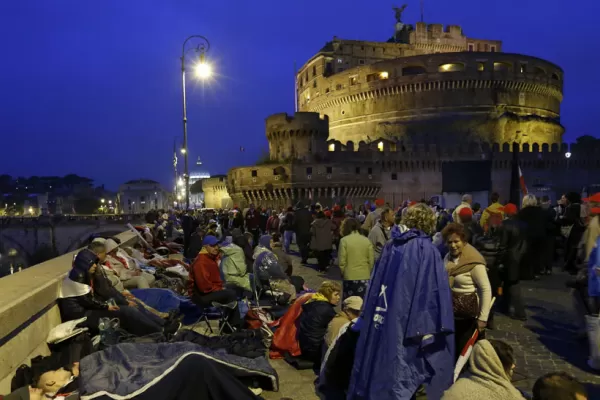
[202,235,219,246]
[73,249,99,272]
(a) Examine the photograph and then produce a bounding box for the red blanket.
[269,293,313,359]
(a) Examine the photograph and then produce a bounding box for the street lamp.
[181,35,211,210]
[101,198,105,203]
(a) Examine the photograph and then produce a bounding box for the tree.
[575,135,600,146]
[74,197,100,214]
[190,180,204,194]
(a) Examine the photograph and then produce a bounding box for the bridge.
[0,214,145,277]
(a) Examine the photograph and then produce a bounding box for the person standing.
[294,201,313,264]
[540,195,558,275]
[453,194,473,224]
[311,211,334,272]
[244,204,261,247]
[442,223,492,360]
[480,192,504,231]
[339,218,374,300]
[361,198,385,233]
[282,206,296,253]
[517,194,548,280]
[368,207,395,261]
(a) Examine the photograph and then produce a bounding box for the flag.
[519,166,528,195]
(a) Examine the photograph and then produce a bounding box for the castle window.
[377,141,384,152]
[312,66,316,76]
[313,81,317,88]
[361,46,364,50]
[325,62,333,76]
[379,71,389,79]
[355,167,360,174]
[273,168,279,175]
[493,62,511,72]
[305,71,308,80]
[477,62,485,72]
[251,170,257,177]
[438,63,465,72]
[484,43,489,51]
[359,59,365,65]
[326,167,333,174]
[391,173,398,180]
[325,88,330,93]
[520,63,527,74]
[468,43,474,52]
[336,84,343,90]
[490,45,496,52]
[306,167,312,175]
[402,66,427,76]
[534,66,546,76]
[350,76,357,85]
[366,73,378,82]
[551,73,560,80]
[219,177,224,182]
[328,143,335,151]
[368,167,373,174]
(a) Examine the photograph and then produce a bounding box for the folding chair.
[190,306,216,334]
[211,301,238,335]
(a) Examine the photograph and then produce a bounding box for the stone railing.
[0,230,138,393]
[0,214,146,227]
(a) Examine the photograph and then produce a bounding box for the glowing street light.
[194,61,212,79]
[108,200,112,204]
[180,148,187,154]
[177,177,184,187]
[101,198,105,203]
[28,207,33,214]
[565,152,572,159]
[181,34,211,210]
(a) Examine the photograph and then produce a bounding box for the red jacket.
[188,249,223,296]
[269,293,313,359]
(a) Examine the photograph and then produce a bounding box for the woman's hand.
[108,305,120,311]
[477,320,487,331]
[72,362,80,377]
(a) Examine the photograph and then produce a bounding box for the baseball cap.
[343,296,363,311]
[202,235,219,246]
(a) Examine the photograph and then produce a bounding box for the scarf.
[445,243,486,287]
[306,292,330,304]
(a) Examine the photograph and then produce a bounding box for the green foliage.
[74,197,99,214]
[190,180,204,194]
[575,135,600,146]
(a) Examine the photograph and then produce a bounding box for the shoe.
[163,321,182,338]
[248,387,262,395]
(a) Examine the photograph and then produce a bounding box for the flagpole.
[294,61,298,112]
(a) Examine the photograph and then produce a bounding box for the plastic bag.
[99,317,120,346]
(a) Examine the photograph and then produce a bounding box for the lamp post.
[181,35,211,210]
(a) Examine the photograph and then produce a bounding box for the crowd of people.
[4,191,598,400]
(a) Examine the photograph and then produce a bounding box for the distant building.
[118,179,169,214]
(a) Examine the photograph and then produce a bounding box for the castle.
[202,13,598,210]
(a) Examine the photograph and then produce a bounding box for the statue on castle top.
[393,4,408,23]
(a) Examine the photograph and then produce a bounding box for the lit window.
[337,58,343,63]
[379,71,389,79]
[477,63,485,72]
[350,76,357,85]
[328,143,335,151]
[493,62,511,72]
[438,63,465,72]
[377,141,384,152]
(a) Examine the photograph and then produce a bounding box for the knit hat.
[584,193,600,203]
[502,203,518,216]
[458,207,473,219]
[73,249,99,272]
[343,296,363,311]
[375,198,385,207]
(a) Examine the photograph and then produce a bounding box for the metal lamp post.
[181,35,211,209]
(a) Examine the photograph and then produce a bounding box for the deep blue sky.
[0,1,597,190]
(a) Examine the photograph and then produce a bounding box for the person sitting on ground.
[103,238,155,289]
[58,248,177,337]
[270,233,293,276]
[441,339,524,400]
[325,296,362,347]
[532,372,588,400]
[188,235,241,327]
[297,281,342,369]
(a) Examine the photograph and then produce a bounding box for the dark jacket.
[294,208,313,236]
[282,212,295,232]
[311,218,333,251]
[497,218,527,283]
[298,299,336,357]
[464,220,484,245]
[93,267,128,306]
[59,269,108,321]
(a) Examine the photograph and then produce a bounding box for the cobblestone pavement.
[262,249,600,399]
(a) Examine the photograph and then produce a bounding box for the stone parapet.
[0,230,137,393]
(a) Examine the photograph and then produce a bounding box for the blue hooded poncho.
[348,227,455,400]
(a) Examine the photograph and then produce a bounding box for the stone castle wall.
[266,112,329,161]
[202,176,233,209]
[298,52,563,147]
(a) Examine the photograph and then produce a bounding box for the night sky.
[0,1,597,189]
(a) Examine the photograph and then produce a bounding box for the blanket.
[79,342,262,400]
[80,342,278,396]
[130,288,206,325]
[174,329,267,359]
